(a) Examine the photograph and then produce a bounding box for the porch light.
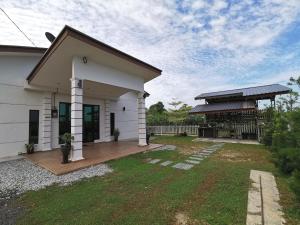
[82,56,87,64]
[123,107,126,111]
[51,108,58,118]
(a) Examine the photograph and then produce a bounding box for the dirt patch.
[174,212,199,225]
[177,146,207,155]
[216,150,252,162]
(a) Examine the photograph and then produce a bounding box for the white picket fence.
[148,125,199,136]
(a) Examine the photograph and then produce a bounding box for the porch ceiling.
[84,80,131,99]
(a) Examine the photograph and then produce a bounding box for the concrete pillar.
[104,100,111,142]
[70,78,84,161]
[41,94,52,150]
[138,92,147,146]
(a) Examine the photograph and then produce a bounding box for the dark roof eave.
[195,91,291,101]
[26,25,162,82]
[0,45,47,54]
[189,108,257,114]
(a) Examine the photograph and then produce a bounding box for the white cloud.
[0,0,300,107]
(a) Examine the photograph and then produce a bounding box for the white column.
[138,92,147,146]
[104,100,111,142]
[41,93,52,150]
[70,78,84,161]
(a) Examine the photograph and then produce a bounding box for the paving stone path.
[147,143,224,170]
[246,170,285,225]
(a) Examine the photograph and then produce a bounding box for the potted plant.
[146,132,150,145]
[25,143,34,154]
[113,128,120,142]
[60,133,73,164]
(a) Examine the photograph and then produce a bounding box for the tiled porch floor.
[25,141,162,175]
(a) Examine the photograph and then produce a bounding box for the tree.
[148,101,166,114]
[146,101,168,125]
[288,76,300,88]
[168,100,185,125]
[279,92,299,111]
[278,76,300,111]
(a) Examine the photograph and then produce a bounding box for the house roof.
[27,25,162,82]
[190,101,256,114]
[195,84,291,101]
[0,45,47,54]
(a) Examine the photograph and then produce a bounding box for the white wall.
[0,55,43,157]
[111,92,139,140]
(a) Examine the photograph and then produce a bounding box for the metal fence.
[148,125,199,136]
[148,123,264,140]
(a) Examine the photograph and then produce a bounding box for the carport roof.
[26,25,162,83]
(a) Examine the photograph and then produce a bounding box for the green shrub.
[261,123,273,146]
[291,170,300,200]
[274,148,300,174]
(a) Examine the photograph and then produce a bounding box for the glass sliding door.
[59,102,71,143]
[59,102,100,143]
[83,104,99,142]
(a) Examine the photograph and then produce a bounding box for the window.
[29,110,39,144]
[110,113,115,136]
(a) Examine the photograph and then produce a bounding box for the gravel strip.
[0,159,113,200]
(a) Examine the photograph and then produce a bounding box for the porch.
[25,141,162,175]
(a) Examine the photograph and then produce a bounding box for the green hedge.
[273,148,300,174]
[291,170,300,201]
[262,108,300,200]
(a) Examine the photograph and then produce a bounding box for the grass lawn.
[16,136,300,225]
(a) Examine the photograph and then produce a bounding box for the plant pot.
[61,145,71,164]
[114,136,119,142]
[26,145,34,154]
[146,133,150,145]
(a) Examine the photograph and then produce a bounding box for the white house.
[0,25,162,160]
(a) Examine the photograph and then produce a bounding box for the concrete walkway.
[246,170,285,225]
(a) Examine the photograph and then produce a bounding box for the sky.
[1,0,300,108]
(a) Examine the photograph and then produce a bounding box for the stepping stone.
[189,157,204,161]
[160,160,173,166]
[155,145,177,151]
[149,159,161,164]
[145,158,152,162]
[192,154,204,157]
[191,155,206,158]
[186,160,200,164]
[172,163,194,170]
[198,153,210,156]
[202,150,215,153]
